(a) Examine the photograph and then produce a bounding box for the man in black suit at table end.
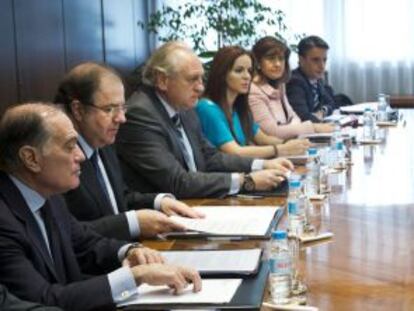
[0,103,201,310]
[116,41,294,199]
[287,35,346,122]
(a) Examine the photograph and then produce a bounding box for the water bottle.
[363,108,375,140]
[305,148,320,196]
[331,122,341,146]
[329,122,342,168]
[287,179,305,236]
[269,230,291,305]
[335,141,345,169]
[377,93,388,122]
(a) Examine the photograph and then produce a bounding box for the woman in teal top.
[197,98,260,147]
[196,46,310,159]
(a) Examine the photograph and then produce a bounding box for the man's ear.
[70,100,84,122]
[156,71,169,92]
[18,146,42,173]
[298,55,305,67]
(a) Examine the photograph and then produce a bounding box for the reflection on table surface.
[143,109,414,311]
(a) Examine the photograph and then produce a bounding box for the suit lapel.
[180,111,201,169]
[42,200,67,284]
[146,87,194,168]
[80,156,115,216]
[100,146,125,212]
[0,173,59,282]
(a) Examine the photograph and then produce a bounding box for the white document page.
[161,249,262,274]
[170,206,279,236]
[117,279,242,307]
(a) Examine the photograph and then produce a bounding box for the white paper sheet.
[161,249,262,274]
[169,206,279,236]
[118,279,242,307]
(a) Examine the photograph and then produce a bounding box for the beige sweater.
[248,82,314,139]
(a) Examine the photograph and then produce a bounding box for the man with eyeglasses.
[54,62,203,241]
[286,35,343,122]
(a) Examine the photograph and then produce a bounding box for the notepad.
[161,249,262,276]
[286,155,311,166]
[299,133,332,143]
[164,206,280,239]
[340,102,378,115]
[118,279,242,307]
[376,120,397,127]
[358,138,382,144]
[262,302,319,311]
[289,232,334,243]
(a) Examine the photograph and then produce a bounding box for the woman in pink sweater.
[249,36,333,140]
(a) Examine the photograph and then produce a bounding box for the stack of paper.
[161,249,262,275]
[118,279,242,307]
[165,206,279,238]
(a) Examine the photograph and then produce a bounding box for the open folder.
[118,279,242,308]
[244,179,289,197]
[162,206,282,240]
[161,248,262,277]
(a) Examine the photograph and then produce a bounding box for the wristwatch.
[124,242,143,258]
[242,174,255,192]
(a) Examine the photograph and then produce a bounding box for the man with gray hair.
[0,103,201,310]
[117,41,294,198]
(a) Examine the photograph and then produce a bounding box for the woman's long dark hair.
[204,46,254,145]
[252,36,291,87]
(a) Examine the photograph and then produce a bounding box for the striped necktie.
[310,82,320,110]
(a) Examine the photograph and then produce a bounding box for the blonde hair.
[142,41,195,86]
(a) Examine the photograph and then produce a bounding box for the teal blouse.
[196,98,259,147]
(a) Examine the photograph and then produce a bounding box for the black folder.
[161,207,283,240]
[160,249,263,277]
[122,259,269,310]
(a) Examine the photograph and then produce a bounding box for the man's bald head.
[142,41,200,87]
[0,103,65,172]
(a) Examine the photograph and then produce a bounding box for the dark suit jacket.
[116,86,253,199]
[0,172,127,311]
[0,284,62,311]
[286,68,337,122]
[63,145,156,240]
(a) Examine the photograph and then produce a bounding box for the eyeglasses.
[87,103,127,115]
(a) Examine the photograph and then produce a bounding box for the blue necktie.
[41,201,66,283]
[171,114,197,172]
[90,150,112,206]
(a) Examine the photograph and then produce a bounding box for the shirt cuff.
[118,243,133,262]
[154,193,175,211]
[321,106,329,116]
[229,173,241,195]
[108,267,139,304]
[251,159,264,171]
[125,211,140,238]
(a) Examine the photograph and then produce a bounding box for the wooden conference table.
[143,109,414,311]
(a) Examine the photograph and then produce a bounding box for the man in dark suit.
[116,41,294,199]
[54,62,202,241]
[0,103,201,310]
[286,35,339,122]
[0,284,61,311]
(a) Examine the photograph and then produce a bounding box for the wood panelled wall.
[0,0,150,115]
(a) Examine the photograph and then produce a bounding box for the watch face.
[244,175,255,192]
